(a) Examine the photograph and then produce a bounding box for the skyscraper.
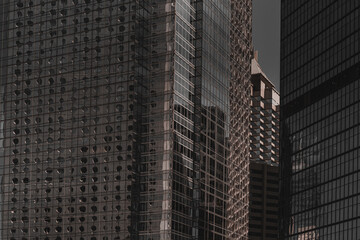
[280,1,360,239]
[248,54,280,240]
[0,1,252,240]
[250,55,279,166]
[227,1,252,239]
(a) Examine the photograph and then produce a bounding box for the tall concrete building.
[248,55,279,240]
[250,55,279,166]
[0,1,252,240]
[227,1,252,239]
[280,1,360,239]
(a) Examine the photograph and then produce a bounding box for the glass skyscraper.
[0,1,252,240]
[280,1,360,239]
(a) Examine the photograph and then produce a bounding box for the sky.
[252,0,281,90]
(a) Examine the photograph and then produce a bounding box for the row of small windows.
[10,204,128,216]
[16,0,132,8]
[10,237,125,240]
[10,225,124,233]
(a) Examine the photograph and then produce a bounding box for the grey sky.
[252,0,281,90]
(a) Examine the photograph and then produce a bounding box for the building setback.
[280,1,360,239]
[248,55,280,240]
[0,1,252,240]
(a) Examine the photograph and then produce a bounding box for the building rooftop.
[251,51,279,95]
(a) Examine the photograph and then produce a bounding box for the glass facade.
[0,0,252,240]
[280,1,360,239]
[193,1,231,240]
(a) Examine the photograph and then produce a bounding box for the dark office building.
[280,1,360,239]
[249,162,279,240]
[0,1,252,240]
[248,55,280,240]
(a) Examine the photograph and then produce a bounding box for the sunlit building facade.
[0,0,252,240]
[280,1,360,239]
